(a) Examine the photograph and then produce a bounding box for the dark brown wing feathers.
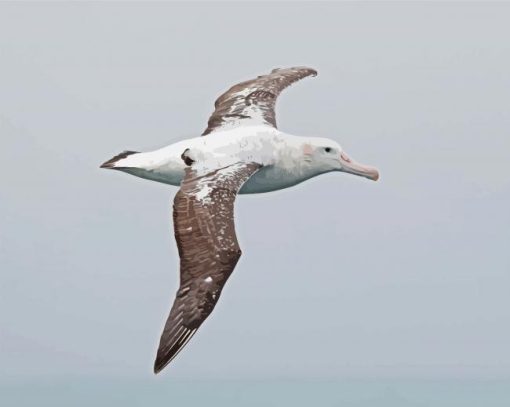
[154,163,261,373]
[202,67,317,135]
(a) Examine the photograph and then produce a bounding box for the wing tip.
[153,359,164,375]
[271,66,318,77]
[153,327,198,374]
[153,350,173,375]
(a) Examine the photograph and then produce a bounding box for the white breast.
[240,165,314,194]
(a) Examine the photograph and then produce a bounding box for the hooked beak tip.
[340,151,379,181]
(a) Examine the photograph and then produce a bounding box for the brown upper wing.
[154,162,262,374]
[202,67,317,135]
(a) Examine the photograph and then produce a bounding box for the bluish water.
[2,378,509,407]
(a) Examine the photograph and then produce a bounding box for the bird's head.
[303,138,379,181]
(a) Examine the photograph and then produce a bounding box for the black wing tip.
[153,327,198,374]
[100,150,139,169]
[153,360,164,375]
[152,347,182,375]
[153,351,171,375]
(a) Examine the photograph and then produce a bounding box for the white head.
[302,138,379,181]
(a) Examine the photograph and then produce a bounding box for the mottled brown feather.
[202,67,317,135]
[154,162,261,373]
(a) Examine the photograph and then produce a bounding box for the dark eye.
[324,147,332,153]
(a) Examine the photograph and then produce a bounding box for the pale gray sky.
[1,2,509,383]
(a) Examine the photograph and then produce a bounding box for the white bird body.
[112,126,342,194]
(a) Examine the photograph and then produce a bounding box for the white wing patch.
[194,183,213,203]
[192,162,255,204]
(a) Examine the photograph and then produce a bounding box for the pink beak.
[339,151,379,181]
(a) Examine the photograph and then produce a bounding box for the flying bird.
[100,67,379,374]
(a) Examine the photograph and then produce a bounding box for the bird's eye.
[324,147,332,153]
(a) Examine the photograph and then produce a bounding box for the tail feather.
[100,150,139,169]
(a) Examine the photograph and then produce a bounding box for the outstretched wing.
[202,66,317,136]
[154,162,262,374]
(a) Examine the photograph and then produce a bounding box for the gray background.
[1,2,509,385]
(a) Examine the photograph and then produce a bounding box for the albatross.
[100,67,379,374]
